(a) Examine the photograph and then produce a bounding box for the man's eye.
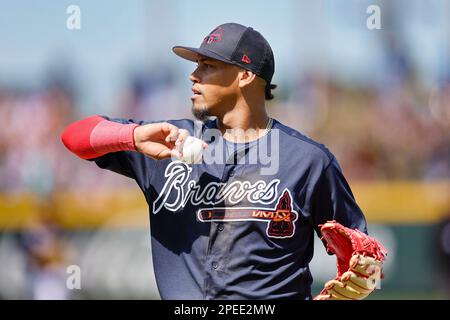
[196,62,213,69]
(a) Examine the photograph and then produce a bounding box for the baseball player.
[61,23,386,300]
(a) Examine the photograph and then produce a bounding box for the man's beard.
[191,105,212,122]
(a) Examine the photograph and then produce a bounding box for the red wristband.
[61,115,139,159]
[90,119,139,154]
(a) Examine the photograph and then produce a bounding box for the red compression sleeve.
[61,115,139,159]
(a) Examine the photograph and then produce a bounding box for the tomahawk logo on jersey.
[198,189,298,239]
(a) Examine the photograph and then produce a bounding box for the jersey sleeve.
[311,157,368,240]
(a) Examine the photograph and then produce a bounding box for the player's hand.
[314,221,387,300]
[133,123,206,160]
[314,253,384,300]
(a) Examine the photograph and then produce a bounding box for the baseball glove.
[314,221,387,300]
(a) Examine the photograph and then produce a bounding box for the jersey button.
[217,223,224,231]
[211,262,219,270]
[228,169,235,177]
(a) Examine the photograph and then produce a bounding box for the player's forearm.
[61,115,139,159]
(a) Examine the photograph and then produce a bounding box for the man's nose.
[190,68,201,83]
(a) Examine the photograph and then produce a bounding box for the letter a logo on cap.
[205,27,223,44]
[242,54,251,64]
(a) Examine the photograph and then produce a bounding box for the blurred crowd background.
[0,0,449,299]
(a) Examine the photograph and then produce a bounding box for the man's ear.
[238,69,257,88]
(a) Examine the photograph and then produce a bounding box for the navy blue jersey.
[91,116,367,300]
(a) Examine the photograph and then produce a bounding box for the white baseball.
[181,136,204,164]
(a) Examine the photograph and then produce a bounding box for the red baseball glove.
[314,221,387,300]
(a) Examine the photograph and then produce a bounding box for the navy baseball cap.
[173,23,276,99]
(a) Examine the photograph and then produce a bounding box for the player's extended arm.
[61,115,199,160]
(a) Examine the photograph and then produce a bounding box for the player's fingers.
[174,129,190,155]
[170,148,183,159]
[340,270,376,294]
[313,288,334,300]
[325,279,362,300]
[350,253,383,278]
[175,129,189,146]
[314,293,334,300]
[163,123,180,143]
[153,148,172,160]
[152,146,182,160]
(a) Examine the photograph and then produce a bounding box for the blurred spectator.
[18,213,70,300]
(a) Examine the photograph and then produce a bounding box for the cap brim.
[172,46,235,65]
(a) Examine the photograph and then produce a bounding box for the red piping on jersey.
[61,115,139,160]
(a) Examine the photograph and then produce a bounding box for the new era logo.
[242,54,251,64]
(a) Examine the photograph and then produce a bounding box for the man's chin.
[191,105,212,122]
